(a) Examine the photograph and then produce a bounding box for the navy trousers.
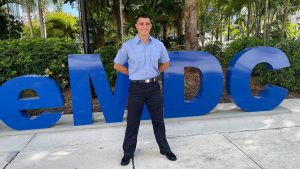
[123,81,171,156]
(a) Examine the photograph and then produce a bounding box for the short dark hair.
[136,14,152,23]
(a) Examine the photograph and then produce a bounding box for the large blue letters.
[0,47,291,130]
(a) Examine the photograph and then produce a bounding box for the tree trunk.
[211,9,215,41]
[281,0,290,40]
[184,0,198,50]
[216,27,219,41]
[25,0,34,38]
[112,0,121,40]
[119,0,124,42]
[227,16,230,41]
[220,17,223,43]
[37,0,46,38]
[200,0,209,48]
[246,4,251,37]
[257,14,262,35]
[217,14,223,42]
[215,13,219,41]
[175,10,183,38]
[78,0,83,45]
[162,22,167,41]
[253,3,260,36]
[266,7,271,40]
[263,0,268,45]
[6,2,11,39]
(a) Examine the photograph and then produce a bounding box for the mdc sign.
[0,47,290,130]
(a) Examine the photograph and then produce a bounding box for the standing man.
[114,14,177,166]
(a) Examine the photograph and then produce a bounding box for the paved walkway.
[1,99,300,169]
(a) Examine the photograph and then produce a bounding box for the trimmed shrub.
[0,38,80,88]
[94,45,118,85]
[204,41,224,63]
[223,37,264,66]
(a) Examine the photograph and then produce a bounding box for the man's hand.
[158,62,170,73]
[114,63,129,75]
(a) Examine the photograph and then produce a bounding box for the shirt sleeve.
[114,44,128,65]
[159,43,170,63]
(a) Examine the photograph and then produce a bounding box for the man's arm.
[113,43,129,75]
[158,61,170,73]
[158,42,170,73]
[114,63,129,75]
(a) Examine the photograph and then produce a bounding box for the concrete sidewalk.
[1,99,300,169]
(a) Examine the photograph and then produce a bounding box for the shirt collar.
[134,34,153,44]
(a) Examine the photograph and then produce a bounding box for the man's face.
[135,17,152,37]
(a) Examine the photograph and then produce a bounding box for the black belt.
[131,77,158,83]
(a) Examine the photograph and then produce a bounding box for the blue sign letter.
[163,51,223,118]
[68,54,129,125]
[226,47,290,111]
[0,75,63,130]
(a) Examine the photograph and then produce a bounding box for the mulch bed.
[62,68,299,114]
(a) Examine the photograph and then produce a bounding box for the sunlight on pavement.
[29,152,48,161]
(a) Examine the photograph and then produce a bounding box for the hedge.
[204,41,224,63]
[0,38,80,88]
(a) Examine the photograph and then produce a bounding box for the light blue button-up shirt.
[114,35,170,80]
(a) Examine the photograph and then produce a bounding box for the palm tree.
[119,0,124,42]
[23,0,35,38]
[281,0,290,40]
[6,1,11,38]
[38,0,76,39]
[111,0,125,42]
[263,0,268,44]
[198,0,209,47]
[37,0,46,38]
[184,0,198,50]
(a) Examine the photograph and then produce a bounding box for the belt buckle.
[145,79,150,83]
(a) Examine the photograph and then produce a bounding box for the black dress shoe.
[161,151,177,161]
[120,155,131,166]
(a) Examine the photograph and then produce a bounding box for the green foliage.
[23,20,40,38]
[204,41,224,63]
[86,1,118,50]
[224,37,278,77]
[23,11,79,39]
[124,0,184,39]
[46,11,79,39]
[0,38,80,88]
[163,35,185,51]
[0,8,23,39]
[223,37,264,66]
[286,22,300,39]
[224,37,300,92]
[94,45,118,85]
[254,40,300,92]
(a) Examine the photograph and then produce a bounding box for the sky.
[48,2,78,17]
[63,3,78,17]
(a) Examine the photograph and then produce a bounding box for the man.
[114,14,177,166]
